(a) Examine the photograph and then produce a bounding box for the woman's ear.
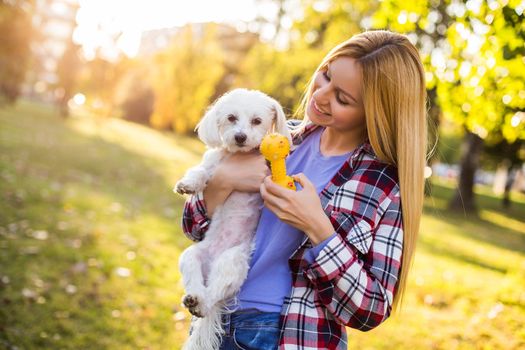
[271,100,294,150]
[195,105,222,148]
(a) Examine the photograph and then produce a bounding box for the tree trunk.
[449,130,484,213]
[502,164,517,209]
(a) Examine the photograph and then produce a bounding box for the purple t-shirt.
[234,126,354,312]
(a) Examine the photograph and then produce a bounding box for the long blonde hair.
[291,30,428,314]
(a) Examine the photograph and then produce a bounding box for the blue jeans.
[219,308,281,350]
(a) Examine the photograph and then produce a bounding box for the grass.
[1,101,524,349]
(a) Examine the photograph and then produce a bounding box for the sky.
[73,0,282,59]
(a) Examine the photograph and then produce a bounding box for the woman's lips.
[311,99,330,116]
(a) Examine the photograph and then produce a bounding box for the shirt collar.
[292,122,377,160]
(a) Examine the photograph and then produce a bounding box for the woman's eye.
[227,114,237,122]
[251,118,262,125]
[337,95,349,105]
[322,70,349,106]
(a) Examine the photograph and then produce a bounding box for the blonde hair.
[291,30,428,314]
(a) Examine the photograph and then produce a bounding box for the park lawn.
[1,101,524,349]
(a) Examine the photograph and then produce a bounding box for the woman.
[182,30,428,349]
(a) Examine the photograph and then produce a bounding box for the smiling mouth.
[313,100,330,116]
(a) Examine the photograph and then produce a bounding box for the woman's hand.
[217,150,271,193]
[260,173,335,245]
[203,150,269,216]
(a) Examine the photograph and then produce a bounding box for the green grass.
[1,101,524,349]
[0,101,205,349]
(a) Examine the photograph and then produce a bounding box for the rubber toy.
[259,133,296,190]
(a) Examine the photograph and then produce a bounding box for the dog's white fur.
[174,88,293,350]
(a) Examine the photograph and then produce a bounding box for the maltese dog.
[174,88,293,350]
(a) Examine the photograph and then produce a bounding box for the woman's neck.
[319,126,366,156]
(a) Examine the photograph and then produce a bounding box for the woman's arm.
[260,168,402,330]
[203,170,232,217]
[181,151,270,242]
[302,186,403,331]
[181,166,232,242]
[181,192,211,242]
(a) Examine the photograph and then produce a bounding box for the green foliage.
[236,0,379,117]
[292,0,377,49]
[150,23,225,134]
[372,0,525,146]
[235,40,323,115]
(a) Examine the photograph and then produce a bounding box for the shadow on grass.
[417,236,508,273]
[423,181,525,256]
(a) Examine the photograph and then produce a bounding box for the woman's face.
[307,56,366,133]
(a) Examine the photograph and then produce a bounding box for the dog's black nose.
[235,133,247,144]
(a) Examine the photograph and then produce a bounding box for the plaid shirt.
[181,120,404,349]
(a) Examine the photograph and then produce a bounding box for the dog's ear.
[270,99,294,150]
[195,104,222,148]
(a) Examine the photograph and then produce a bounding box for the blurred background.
[0,0,524,349]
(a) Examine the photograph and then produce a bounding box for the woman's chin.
[307,111,331,125]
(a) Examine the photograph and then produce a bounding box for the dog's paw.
[174,180,196,195]
[182,294,206,318]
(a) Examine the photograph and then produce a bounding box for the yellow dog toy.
[260,132,296,191]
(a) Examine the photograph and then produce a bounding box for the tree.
[0,1,34,105]
[150,23,225,134]
[235,40,323,115]
[372,0,525,212]
[237,0,377,115]
[115,66,155,125]
[77,54,130,118]
[56,39,82,117]
[483,138,524,207]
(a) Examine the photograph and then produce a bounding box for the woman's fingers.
[263,176,291,198]
[291,173,310,189]
[223,153,271,192]
[260,181,287,211]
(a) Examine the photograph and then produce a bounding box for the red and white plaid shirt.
[181,120,404,349]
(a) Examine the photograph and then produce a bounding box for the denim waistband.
[221,308,281,336]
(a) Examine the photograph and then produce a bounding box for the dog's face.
[214,92,275,153]
[195,88,293,153]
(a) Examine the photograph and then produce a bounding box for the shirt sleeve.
[302,183,403,331]
[303,232,338,264]
[181,190,211,242]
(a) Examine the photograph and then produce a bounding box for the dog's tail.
[182,303,225,350]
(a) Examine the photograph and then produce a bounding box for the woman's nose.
[313,85,330,107]
[313,74,330,104]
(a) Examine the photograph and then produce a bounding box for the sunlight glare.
[73,93,86,105]
[74,0,259,59]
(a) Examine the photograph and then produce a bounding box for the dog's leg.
[205,243,251,310]
[178,245,208,318]
[184,244,251,350]
[174,166,210,195]
[174,149,224,195]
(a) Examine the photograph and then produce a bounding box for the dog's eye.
[227,114,237,123]
[251,118,262,125]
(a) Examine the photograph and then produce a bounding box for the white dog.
[174,88,293,350]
